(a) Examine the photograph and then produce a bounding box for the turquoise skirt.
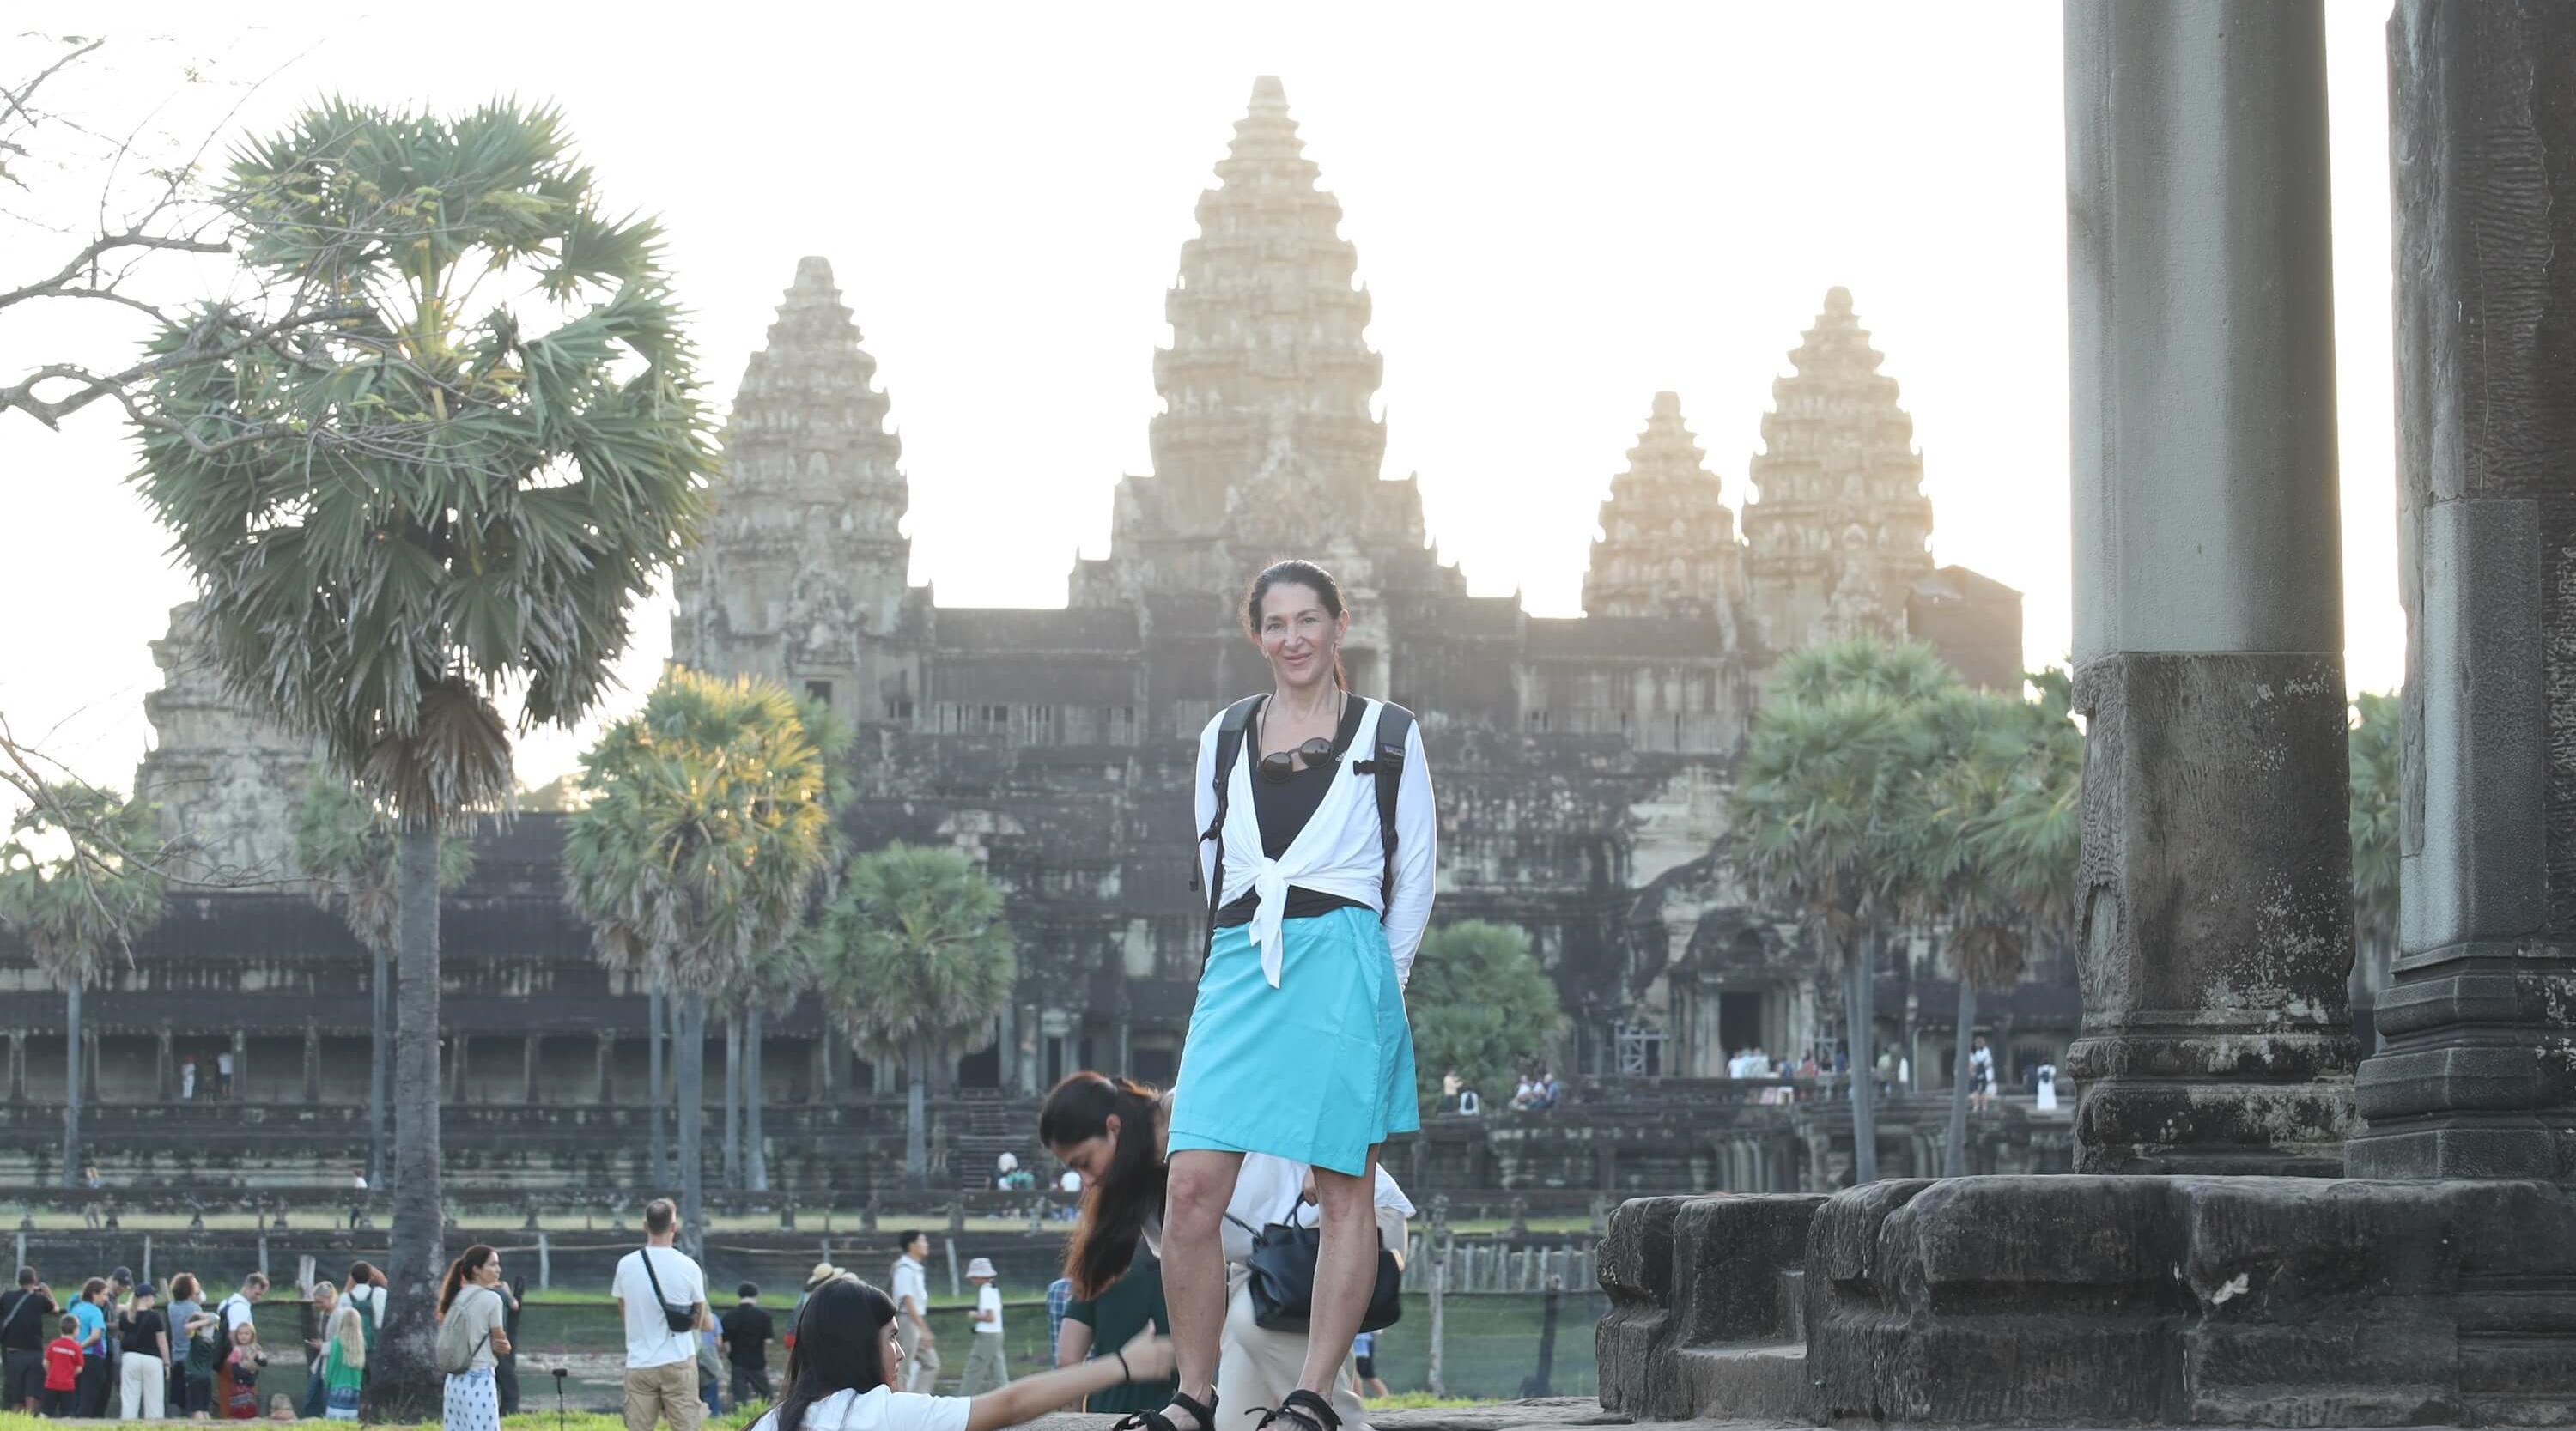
[1169,904,1421,1176]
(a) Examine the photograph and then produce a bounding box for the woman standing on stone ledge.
[1152,558,1437,1431]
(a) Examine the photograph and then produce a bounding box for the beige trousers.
[622,1358,702,1431]
[897,1318,941,1393]
[1216,1208,1406,1431]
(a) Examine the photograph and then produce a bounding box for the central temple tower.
[1071,76,1462,639]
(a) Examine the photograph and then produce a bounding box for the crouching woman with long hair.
[748,1276,1173,1431]
[1041,1074,1413,1431]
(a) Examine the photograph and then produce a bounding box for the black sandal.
[1249,1389,1341,1431]
[1114,1389,1218,1431]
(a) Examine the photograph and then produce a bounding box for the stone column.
[232,1030,248,1104]
[6,1030,22,1101]
[522,1034,540,1106]
[2347,1,2576,1181]
[301,1022,320,1104]
[449,1034,470,1103]
[156,1030,174,1102]
[594,1033,614,1106]
[2063,0,2356,1174]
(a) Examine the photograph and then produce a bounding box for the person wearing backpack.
[611,1198,709,1431]
[1157,559,1437,1431]
[434,1246,511,1431]
[340,1263,383,1392]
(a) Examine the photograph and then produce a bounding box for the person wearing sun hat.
[784,1264,841,1355]
[959,1259,1008,1396]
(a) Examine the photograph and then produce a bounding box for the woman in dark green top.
[1057,1250,1176,1416]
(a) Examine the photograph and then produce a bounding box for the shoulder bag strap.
[1198,695,1265,971]
[1357,702,1414,907]
[640,1248,670,1307]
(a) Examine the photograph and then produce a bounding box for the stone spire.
[1740,288,1935,653]
[1151,76,1384,519]
[673,257,913,712]
[1583,393,1748,640]
[130,601,322,887]
[1073,76,1458,617]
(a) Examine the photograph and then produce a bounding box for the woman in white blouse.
[1151,559,1435,1431]
[747,1276,1172,1431]
[1043,1074,1416,1431]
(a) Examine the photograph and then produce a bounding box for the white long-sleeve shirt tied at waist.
[1194,697,1437,988]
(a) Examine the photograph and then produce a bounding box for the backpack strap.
[1356,703,1415,907]
[1195,696,1266,967]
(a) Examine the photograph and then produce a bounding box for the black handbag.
[1231,1199,1404,1334]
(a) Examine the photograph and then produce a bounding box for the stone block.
[1595,1193,1822,1421]
[1802,1174,2576,1426]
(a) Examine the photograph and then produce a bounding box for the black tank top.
[1214,696,1371,927]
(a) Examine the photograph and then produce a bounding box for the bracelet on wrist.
[1115,1349,1133,1385]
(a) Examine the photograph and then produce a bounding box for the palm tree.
[807,843,1018,1191]
[0,784,164,1187]
[290,779,476,1185]
[1891,682,2082,1176]
[562,670,835,1249]
[1735,639,1961,1186]
[729,939,812,1191]
[2348,693,2401,1043]
[131,100,714,1419]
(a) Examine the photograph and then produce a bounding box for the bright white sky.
[0,2,2404,802]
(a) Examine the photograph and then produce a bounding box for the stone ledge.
[1807,1175,2576,1427]
[1598,1193,1821,1422]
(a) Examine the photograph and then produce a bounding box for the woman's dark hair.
[435,1246,496,1318]
[1243,560,1348,689]
[775,1276,900,1431]
[168,1274,199,1303]
[81,1277,106,1303]
[1039,1072,1169,1299]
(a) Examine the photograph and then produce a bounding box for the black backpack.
[1192,695,1416,963]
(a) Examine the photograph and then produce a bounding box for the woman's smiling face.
[1256,582,1346,689]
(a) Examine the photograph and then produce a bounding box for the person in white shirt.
[1163,561,1437,1431]
[612,1198,710,1431]
[748,1275,1170,1431]
[888,1234,936,1394]
[1968,1036,1996,1113]
[1043,1074,1411,1431]
[958,1260,1006,1395]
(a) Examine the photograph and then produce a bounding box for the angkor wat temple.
[0,77,2045,1191]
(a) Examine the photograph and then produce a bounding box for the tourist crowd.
[1,1261,398,1422]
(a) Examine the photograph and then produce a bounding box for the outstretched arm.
[964,1325,1173,1431]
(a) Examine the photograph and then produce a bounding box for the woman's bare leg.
[1164,1149,1246,1426]
[1295,1147,1381,1399]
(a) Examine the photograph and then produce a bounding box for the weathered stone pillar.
[301,1022,320,1103]
[2348,0,2576,1182]
[449,1033,470,1102]
[594,1032,614,1105]
[2063,0,2356,1173]
[522,1034,540,1106]
[231,1030,247,1103]
[6,1030,22,1101]
[155,1029,174,1102]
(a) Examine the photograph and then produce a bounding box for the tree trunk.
[724,1010,743,1189]
[368,824,445,1422]
[746,1008,769,1191]
[61,983,82,1188]
[1847,934,1880,1186]
[904,1038,928,1191]
[678,993,707,1258]
[368,943,389,1186]
[648,985,668,1188]
[1944,979,1978,1178]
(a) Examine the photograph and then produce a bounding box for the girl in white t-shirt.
[749,1277,1170,1431]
